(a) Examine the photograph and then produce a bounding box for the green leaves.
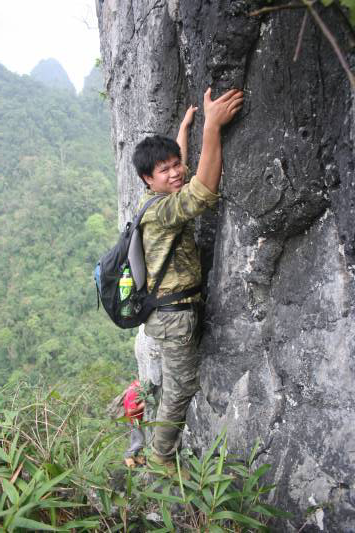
[1,479,19,506]
[320,0,355,25]
[210,510,269,530]
[339,0,355,25]
[138,430,290,531]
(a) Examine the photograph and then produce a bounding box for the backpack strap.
[146,285,201,307]
[137,194,201,306]
[132,194,166,230]
[150,232,183,298]
[145,231,201,307]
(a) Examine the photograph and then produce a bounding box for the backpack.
[94,196,200,329]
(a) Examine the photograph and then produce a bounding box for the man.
[132,87,243,472]
[123,379,146,468]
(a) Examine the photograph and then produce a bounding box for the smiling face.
[143,156,185,194]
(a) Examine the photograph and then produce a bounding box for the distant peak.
[30,58,75,93]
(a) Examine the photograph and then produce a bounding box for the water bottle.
[119,267,134,317]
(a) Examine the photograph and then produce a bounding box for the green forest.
[0,62,137,400]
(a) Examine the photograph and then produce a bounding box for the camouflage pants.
[144,306,201,461]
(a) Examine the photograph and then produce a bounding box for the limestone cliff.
[96,1,355,529]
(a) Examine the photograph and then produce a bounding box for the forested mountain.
[0,62,136,395]
[30,58,76,93]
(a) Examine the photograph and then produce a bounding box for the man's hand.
[127,400,145,418]
[204,88,243,130]
[177,105,198,166]
[196,87,244,193]
[181,104,198,128]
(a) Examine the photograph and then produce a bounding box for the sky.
[0,0,100,92]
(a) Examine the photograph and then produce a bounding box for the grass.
[0,382,290,531]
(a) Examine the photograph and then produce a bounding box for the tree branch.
[249,2,306,17]
[303,0,355,89]
[293,10,309,61]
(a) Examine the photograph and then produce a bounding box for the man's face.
[143,156,184,194]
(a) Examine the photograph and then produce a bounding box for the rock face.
[96,1,355,529]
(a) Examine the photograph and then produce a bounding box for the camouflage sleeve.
[155,175,220,228]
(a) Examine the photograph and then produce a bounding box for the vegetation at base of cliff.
[0,383,290,531]
[0,63,136,392]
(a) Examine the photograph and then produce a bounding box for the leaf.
[18,476,37,505]
[203,474,233,486]
[244,464,271,494]
[202,486,213,506]
[58,518,100,529]
[252,503,293,518]
[126,467,132,499]
[191,496,210,515]
[0,508,13,518]
[216,479,232,500]
[175,452,185,502]
[208,525,225,533]
[4,501,38,519]
[186,468,201,483]
[210,510,268,530]
[38,500,86,510]
[2,479,19,506]
[213,433,228,505]
[321,0,334,5]
[202,429,226,467]
[48,390,62,400]
[110,525,124,532]
[12,442,27,472]
[33,470,71,501]
[258,483,277,493]
[179,478,199,491]
[248,437,261,466]
[0,447,10,464]
[99,488,111,515]
[0,492,7,512]
[9,431,20,464]
[161,501,174,531]
[215,491,243,507]
[142,491,184,504]
[216,434,227,477]
[229,464,249,477]
[340,0,355,26]
[43,462,64,477]
[189,455,202,473]
[11,517,59,531]
[2,411,18,427]
[0,468,11,479]
[112,494,127,507]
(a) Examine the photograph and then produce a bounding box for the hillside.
[0,63,136,395]
[30,58,76,93]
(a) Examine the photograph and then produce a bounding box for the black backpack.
[94,196,200,329]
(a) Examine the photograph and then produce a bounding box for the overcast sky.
[0,0,100,92]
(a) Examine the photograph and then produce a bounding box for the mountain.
[30,58,75,92]
[0,63,135,390]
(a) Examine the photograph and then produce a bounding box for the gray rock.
[96,0,355,529]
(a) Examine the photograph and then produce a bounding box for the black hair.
[132,135,181,186]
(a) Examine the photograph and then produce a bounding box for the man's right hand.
[203,87,243,130]
[196,87,244,194]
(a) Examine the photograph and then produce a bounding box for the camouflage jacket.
[139,175,219,300]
